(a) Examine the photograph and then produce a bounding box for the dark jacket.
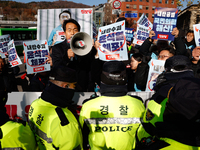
[52,40,97,92]
[151,77,200,147]
[139,36,187,57]
[191,60,200,79]
[29,72,50,92]
[0,64,18,92]
[52,40,76,68]
[127,62,149,91]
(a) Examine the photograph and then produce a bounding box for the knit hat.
[164,55,192,72]
[101,61,127,85]
[49,65,76,83]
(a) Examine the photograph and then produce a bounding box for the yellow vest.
[0,121,37,150]
[29,98,83,150]
[79,95,145,150]
[139,99,200,150]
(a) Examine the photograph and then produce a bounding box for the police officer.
[28,65,83,150]
[0,90,37,150]
[136,55,200,150]
[79,60,146,150]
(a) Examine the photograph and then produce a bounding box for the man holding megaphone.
[52,19,98,92]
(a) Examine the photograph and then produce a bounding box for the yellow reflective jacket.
[138,98,200,150]
[79,95,145,150]
[29,98,83,150]
[0,120,37,150]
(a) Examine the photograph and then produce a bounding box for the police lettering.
[95,126,133,132]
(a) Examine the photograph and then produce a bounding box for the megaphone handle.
[70,57,73,61]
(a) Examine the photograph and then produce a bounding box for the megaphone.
[70,32,93,56]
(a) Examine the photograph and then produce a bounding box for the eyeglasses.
[158,55,169,59]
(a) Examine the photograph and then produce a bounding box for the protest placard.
[23,40,50,74]
[145,59,165,91]
[133,24,152,45]
[125,28,134,45]
[193,24,200,46]
[133,14,152,45]
[137,13,152,28]
[56,31,66,42]
[0,34,11,58]
[97,20,128,61]
[7,40,22,67]
[152,7,178,41]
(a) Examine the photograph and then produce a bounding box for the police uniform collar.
[41,81,74,108]
[100,83,127,97]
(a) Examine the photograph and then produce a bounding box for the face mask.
[60,13,70,23]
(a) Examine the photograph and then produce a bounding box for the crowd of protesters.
[0,11,200,149]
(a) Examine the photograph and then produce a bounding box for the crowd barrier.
[6,91,154,121]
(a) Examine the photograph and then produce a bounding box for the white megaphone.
[70,32,93,56]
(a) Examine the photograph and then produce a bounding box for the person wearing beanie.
[79,60,146,150]
[0,90,37,149]
[135,55,200,149]
[28,65,83,149]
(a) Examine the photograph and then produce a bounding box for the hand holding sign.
[149,30,156,42]
[171,27,179,38]
[192,46,200,61]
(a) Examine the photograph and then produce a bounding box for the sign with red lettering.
[133,13,153,46]
[56,31,65,42]
[81,10,92,14]
[157,34,169,39]
[23,40,50,74]
[152,7,178,41]
[97,20,128,61]
[8,40,22,67]
[0,34,11,58]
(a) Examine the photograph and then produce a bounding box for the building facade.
[177,4,200,37]
[105,0,177,29]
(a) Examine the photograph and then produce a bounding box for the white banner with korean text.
[23,40,50,74]
[145,59,165,91]
[0,34,11,58]
[97,20,128,61]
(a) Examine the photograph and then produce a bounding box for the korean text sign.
[8,40,22,67]
[137,13,152,27]
[97,20,128,61]
[23,40,50,74]
[133,14,153,45]
[0,34,11,58]
[193,24,200,46]
[152,7,178,41]
[145,59,165,92]
[125,28,134,45]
